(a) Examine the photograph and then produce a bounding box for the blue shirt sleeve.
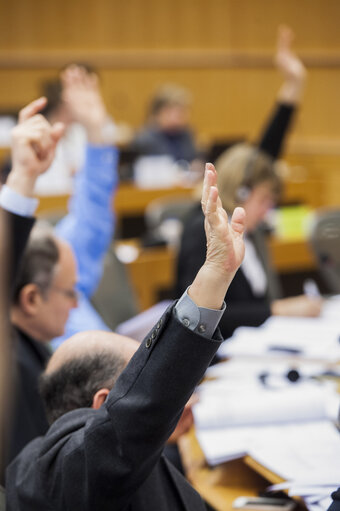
[55,145,119,298]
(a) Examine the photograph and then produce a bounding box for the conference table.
[177,422,315,511]
[116,236,317,311]
[36,181,196,219]
[178,428,292,511]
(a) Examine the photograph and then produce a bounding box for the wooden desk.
[179,429,272,511]
[114,182,195,217]
[179,427,309,511]
[117,237,317,311]
[34,176,326,219]
[179,427,311,511]
[268,237,317,273]
[118,242,176,311]
[36,182,195,219]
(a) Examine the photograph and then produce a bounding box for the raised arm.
[55,66,119,297]
[38,164,245,510]
[1,97,65,281]
[258,26,306,159]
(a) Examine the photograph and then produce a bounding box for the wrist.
[85,114,110,146]
[278,78,305,105]
[6,168,37,197]
[188,263,234,310]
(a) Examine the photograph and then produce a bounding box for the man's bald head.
[40,331,139,424]
[46,330,138,374]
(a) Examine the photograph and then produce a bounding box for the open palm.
[202,163,245,278]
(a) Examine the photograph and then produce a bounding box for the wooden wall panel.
[1,0,340,156]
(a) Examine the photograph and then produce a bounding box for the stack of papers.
[218,315,340,361]
[195,381,338,430]
[196,420,340,479]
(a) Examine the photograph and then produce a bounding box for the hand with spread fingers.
[61,65,108,145]
[188,163,246,310]
[8,97,65,197]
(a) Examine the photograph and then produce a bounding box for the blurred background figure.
[34,64,118,195]
[0,65,119,195]
[176,26,323,340]
[131,83,204,187]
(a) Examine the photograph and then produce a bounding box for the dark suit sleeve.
[328,490,340,511]
[4,210,35,287]
[257,103,296,159]
[38,308,223,511]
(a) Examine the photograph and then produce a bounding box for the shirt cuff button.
[183,318,190,327]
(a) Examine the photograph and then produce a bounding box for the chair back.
[309,209,340,293]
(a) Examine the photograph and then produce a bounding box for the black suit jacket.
[8,327,50,465]
[329,489,340,511]
[6,305,223,510]
[176,205,281,339]
[4,211,50,466]
[6,210,35,290]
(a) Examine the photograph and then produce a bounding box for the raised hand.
[275,26,306,104]
[188,163,245,310]
[202,162,245,278]
[8,97,65,197]
[61,65,108,144]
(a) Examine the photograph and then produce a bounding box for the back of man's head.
[13,224,59,305]
[40,330,139,424]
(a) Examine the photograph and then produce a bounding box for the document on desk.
[196,420,340,484]
[218,314,340,361]
[194,381,339,429]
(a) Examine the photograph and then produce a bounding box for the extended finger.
[19,97,47,123]
[230,206,246,235]
[201,166,216,213]
[205,186,219,225]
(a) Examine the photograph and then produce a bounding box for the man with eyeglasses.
[0,69,118,467]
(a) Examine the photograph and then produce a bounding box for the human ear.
[17,284,43,316]
[91,388,110,410]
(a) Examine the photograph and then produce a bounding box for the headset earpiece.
[236,185,251,202]
[235,148,259,203]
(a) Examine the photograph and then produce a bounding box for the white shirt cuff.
[0,185,39,217]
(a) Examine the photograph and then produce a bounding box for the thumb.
[230,207,246,235]
[51,122,65,143]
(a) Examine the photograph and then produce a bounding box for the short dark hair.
[13,232,59,305]
[148,84,192,119]
[40,79,64,119]
[40,63,97,119]
[40,351,126,424]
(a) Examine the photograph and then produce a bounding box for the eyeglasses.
[50,286,79,301]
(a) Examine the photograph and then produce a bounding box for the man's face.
[156,104,190,133]
[34,241,78,341]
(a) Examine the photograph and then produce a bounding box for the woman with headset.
[176,27,323,340]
